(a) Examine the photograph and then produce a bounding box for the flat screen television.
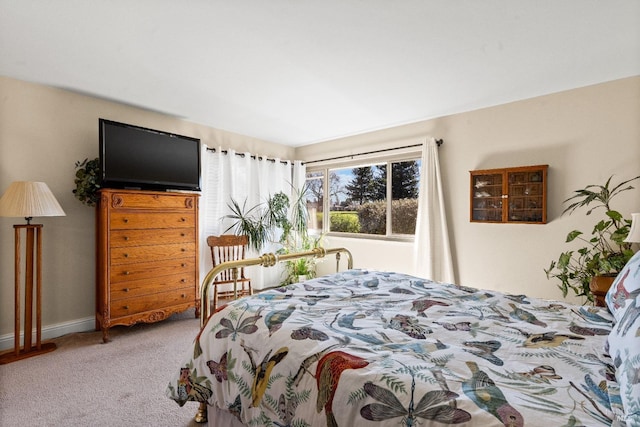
[99,119,201,191]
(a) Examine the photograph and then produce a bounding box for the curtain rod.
[206,147,291,165]
[304,139,443,165]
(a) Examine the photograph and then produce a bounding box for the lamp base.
[0,342,57,365]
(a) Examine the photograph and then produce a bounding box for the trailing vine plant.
[73,157,101,207]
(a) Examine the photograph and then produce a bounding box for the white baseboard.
[0,316,95,351]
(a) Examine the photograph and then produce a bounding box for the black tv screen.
[99,119,201,191]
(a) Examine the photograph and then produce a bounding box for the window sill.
[325,232,415,243]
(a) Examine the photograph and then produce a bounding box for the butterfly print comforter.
[167,270,624,426]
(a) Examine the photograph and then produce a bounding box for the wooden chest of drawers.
[96,189,199,342]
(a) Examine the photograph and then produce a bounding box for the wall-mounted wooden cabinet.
[470,165,548,224]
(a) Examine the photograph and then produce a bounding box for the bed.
[166,247,640,426]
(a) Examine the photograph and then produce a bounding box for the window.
[305,157,421,238]
[305,171,324,232]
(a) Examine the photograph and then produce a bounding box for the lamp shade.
[0,181,66,218]
[625,212,640,243]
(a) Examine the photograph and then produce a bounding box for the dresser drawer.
[110,243,196,264]
[111,287,195,318]
[110,228,195,247]
[107,191,197,210]
[110,258,195,283]
[110,212,195,230]
[110,273,195,301]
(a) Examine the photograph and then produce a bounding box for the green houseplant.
[224,192,290,253]
[282,234,323,283]
[545,174,640,301]
[223,184,319,285]
[73,157,101,207]
[280,230,327,284]
[288,257,314,280]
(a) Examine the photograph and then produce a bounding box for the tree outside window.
[391,161,420,234]
[306,158,420,238]
[305,171,323,232]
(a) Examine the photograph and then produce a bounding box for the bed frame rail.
[199,246,353,326]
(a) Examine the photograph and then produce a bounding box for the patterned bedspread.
[167,269,621,426]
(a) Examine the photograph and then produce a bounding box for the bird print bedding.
[167,269,623,426]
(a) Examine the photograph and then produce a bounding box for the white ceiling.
[1,1,639,147]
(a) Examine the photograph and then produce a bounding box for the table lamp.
[625,212,640,243]
[0,181,65,364]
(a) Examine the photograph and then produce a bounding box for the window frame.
[306,152,422,242]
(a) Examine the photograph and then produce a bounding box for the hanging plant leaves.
[73,157,101,207]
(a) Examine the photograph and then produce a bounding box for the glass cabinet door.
[471,172,504,222]
[507,169,545,222]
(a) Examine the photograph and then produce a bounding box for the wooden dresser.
[96,189,199,342]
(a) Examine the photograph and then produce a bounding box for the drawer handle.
[181,263,186,267]
[181,248,186,252]
[124,236,129,241]
[181,278,186,283]
[180,217,186,222]
[123,288,130,292]
[123,253,129,258]
[123,218,129,223]
[124,305,129,310]
[124,271,130,275]
[181,294,186,298]
[180,233,186,237]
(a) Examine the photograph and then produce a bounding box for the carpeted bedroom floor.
[0,309,203,426]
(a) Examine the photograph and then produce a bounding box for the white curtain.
[413,137,454,283]
[199,146,306,289]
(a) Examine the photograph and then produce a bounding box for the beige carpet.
[0,310,203,427]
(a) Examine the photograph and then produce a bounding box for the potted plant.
[286,255,315,283]
[224,189,305,253]
[545,174,640,301]
[73,157,101,207]
[224,191,290,253]
[223,184,321,285]
[280,232,326,285]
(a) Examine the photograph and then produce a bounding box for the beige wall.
[1,75,639,345]
[300,76,640,304]
[0,76,294,342]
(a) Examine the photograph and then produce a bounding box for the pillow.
[606,250,640,320]
[605,251,640,424]
[607,292,640,425]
